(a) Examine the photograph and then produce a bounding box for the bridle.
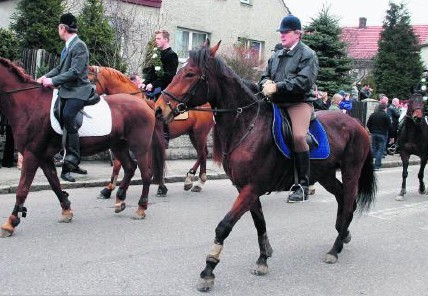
[88,66,105,90]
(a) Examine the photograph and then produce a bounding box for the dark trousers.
[62,98,85,133]
[371,133,387,169]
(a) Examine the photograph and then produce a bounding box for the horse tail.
[212,126,223,164]
[150,116,166,184]
[356,148,377,213]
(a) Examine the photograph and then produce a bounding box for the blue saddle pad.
[272,104,330,159]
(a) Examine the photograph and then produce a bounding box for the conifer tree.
[373,2,423,99]
[78,0,127,72]
[302,6,353,95]
[0,28,21,61]
[9,0,64,54]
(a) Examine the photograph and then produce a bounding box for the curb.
[0,172,230,195]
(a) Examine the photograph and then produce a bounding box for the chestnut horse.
[88,66,214,197]
[0,57,165,237]
[396,93,428,200]
[155,41,377,291]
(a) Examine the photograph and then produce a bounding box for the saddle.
[53,87,101,130]
[272,104,330,159]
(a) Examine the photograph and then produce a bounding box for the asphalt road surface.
[1,165,427,296]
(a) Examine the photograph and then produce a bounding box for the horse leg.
[197,185,259,292]
[417,157,427,194]
[132,150,152,220]
[111,149,136,213]
[250,199,273,276]
[98,158,121,199]
[397,152,410,200]
[189,132,209,192]
[1,152,40,237]
[39,161,73,223]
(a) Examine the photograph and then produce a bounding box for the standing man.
[259,15,319,203]
[141,30,179,99]
[37,13,92,182]
[367,103,391,170]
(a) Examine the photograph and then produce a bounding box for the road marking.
[368,201,428,220]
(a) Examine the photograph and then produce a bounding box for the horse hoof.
[196,277,214,292]
[324,253,338,264]
[308,185,316,195]
[191,185,203,192]
[0,228,13,238]
[156,186,168,197]
[132,209,146,220]
[395,196,404,201]
[114,202,126,213]
[419,189,426,194]
[184,183,193,191]
[252,264,269,276]
[59,210,73,223]
[343,232,352,244]
[98,188,112,199]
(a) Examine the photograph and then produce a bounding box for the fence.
[20,48,58,78]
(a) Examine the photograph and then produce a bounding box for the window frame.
[175,28,210,63]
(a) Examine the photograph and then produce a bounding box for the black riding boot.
[287,151,310,203]
[63,133,81,171]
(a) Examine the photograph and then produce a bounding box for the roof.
[342,25,428,60]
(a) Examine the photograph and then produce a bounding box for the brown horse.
[0,57,165,237]
[155,41,377,291]
[88,66,214,197]
[396,93,428,200]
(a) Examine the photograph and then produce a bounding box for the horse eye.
[185,72,196,78]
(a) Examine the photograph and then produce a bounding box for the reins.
[0,85,43,95]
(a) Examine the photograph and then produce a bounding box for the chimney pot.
[359,17,367,29]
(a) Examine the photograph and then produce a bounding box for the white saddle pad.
[50,89,112,137]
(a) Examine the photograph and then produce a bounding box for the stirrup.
[287,184,307,203]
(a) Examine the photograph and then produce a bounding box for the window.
[175,28,210,62]
[238,37,264,62]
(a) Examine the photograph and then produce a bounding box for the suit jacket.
[45,36,92,100]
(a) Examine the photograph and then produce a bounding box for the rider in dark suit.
[37,13,92,182]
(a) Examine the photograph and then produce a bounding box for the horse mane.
[99,66,134,85]
[0,57,35,83]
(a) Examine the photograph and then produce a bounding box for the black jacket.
[367,110,391,135]
[144,47,179,90]
[259,41,319,104]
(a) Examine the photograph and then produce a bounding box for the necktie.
[60,46,68,61]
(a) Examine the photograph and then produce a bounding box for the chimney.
[359,17,367,29]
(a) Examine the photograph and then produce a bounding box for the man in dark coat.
[259,15,319,203]
[367,103,391,170]
[37,13,92,182]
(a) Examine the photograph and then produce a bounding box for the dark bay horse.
[0,57,165,237]
[155,41,377,291]
[88,66,214,197]
[396,93,428,200]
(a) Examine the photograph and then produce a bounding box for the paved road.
[0,165,427,295]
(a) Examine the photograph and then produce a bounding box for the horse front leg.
[40,161,73,223]
[250,199,273,276]
[397,152,410,200]
[1,151,39,237]
[197,185,259,292]
[190,133,209,192]
[98,158,122,199]
[417,157,427,194]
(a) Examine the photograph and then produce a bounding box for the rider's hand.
[146,83,153,91]
[36,76,46,84]
[262,81,277,96]
[42,78,54,88]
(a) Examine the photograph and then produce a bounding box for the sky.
[287,0,428,27]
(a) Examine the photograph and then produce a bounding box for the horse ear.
[210,40,222,57]
[203,38,211,48]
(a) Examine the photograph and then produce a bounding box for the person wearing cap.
[37,13,92,182]
[259,14,319,203]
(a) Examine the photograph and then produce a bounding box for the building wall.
[421,44,428,70]
[0,0,19,29]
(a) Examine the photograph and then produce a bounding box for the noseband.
[161,73,207,116]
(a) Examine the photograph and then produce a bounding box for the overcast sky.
[287,0,427,27]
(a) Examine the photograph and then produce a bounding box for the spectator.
[329,93,343,110]
[360,84,372,100]
[367,103,391,170]
[387,98,401,153]
[351,82,359,100]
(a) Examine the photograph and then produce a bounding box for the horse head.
[155,39,221,123]
[407,93,425,123]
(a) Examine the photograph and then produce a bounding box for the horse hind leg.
[98,158,121,199]
[397,152,410,200]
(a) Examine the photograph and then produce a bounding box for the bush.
[221,43,261,81]
[0,28,21,61]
